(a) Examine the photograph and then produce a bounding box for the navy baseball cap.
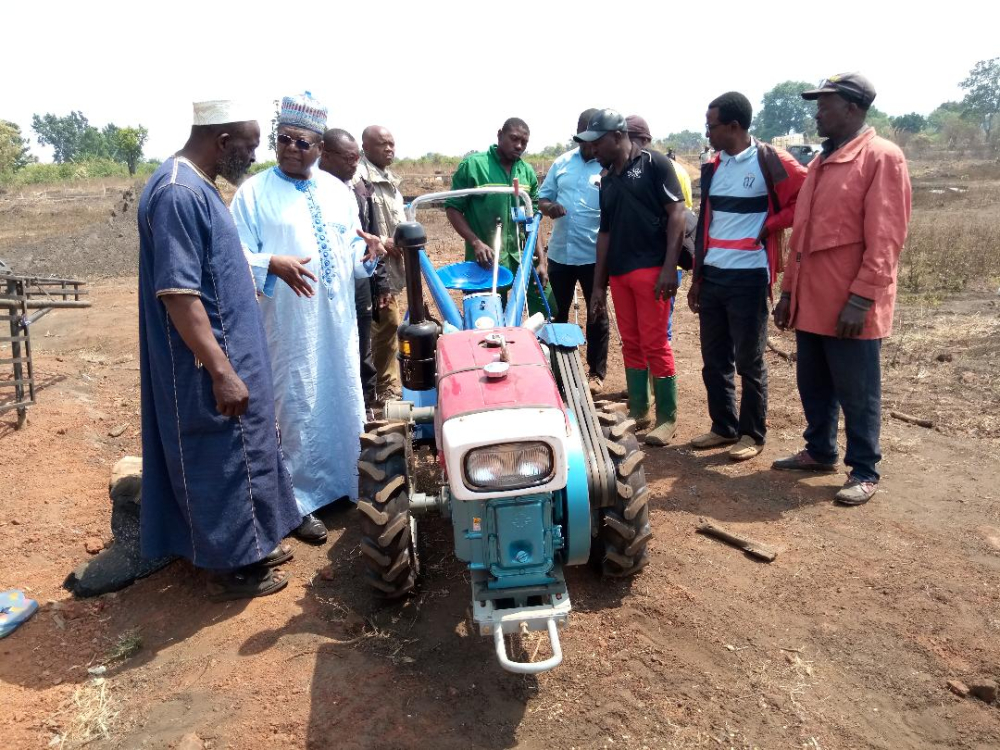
[573,109,628,143]
[802,73,877,108]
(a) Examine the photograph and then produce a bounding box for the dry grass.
[901,183,1000,293]
[886,303,1000,440]
[104,627,143,663]
[48,677,118,749]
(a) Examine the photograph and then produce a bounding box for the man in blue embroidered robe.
[231,93,383,543]
[138,101,300,600]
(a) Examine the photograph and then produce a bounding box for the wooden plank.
[0,357,28,365]
[0,378,34,387]
[696,521,778,562]
[0,336,28,343]
[890,410,935,429]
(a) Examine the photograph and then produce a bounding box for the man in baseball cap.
[585,108,688,446]
[573,108,628,143]
[772,72,912,507]
[801,72,877,109]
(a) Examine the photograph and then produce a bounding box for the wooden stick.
[767,339,796,362]
[890,410,934,429]
[697,522,777,562]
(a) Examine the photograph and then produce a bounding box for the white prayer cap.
[192,100,259,126]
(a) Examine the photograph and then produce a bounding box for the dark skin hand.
[534,249,549,287]
[269,255,317,297]
[589,232,611,318]
[161,294,248,417]
[383,237,402,260]
[446,207,495,267]
[687,280,701,314]
[538,199,567,219]
[653,201,687,300]
[835,296,871,338]
[773,294,791,330]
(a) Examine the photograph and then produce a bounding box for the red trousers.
[609,266,676,377]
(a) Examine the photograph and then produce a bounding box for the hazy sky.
[4,0,997,163]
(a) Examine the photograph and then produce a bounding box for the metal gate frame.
[0,272,90,429]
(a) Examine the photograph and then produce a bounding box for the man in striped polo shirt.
[688,92,807,461]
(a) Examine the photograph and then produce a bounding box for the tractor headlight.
[463,441,554,492]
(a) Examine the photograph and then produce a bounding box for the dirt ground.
[2,177,1000,750]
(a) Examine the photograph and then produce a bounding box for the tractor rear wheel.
[356,423,417,598]
[591,408,652,577]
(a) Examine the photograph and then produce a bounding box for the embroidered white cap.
[192,100,259,126]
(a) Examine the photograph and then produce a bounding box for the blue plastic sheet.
[0,590,38,638]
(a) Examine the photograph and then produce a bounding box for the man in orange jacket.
[773,73,912,506]
[688,91,808,462]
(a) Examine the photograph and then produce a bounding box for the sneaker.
[690,431,739,450]
[728,435,763,462]
[834,477,878,506]
[588,376,604,396]
[771,450,838,473]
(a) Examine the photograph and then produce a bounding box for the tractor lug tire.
[357,426,417,599]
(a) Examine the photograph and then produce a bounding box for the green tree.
[865,106,893,135]
[927,101,965,132]
[31,110,92,162]
[655,130,704,152]
[960,57,1000,139]
[753,81,817,141]
[0,120,35,176]
[891,112,926,133]
[107,126,149,175]
[531,141,572,158]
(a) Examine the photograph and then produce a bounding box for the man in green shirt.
[445,118,554,316]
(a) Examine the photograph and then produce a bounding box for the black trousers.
[796,332,882,482]
[548,259,609,379]
[355,278,376,405]
[698,280,769,443]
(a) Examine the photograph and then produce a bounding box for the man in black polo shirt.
[583,109,687,446]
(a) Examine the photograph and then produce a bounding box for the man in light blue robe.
[231,93,382,543]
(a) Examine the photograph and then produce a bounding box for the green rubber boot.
[645,375,678,446]
[624,368,652,428]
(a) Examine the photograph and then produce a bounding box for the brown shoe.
[771,450,838,473]
[690,431,739,450]
[728,435,763,462]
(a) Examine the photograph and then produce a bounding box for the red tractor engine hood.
[435,328,564,424]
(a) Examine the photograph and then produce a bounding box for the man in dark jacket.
[320,128,389,412]
[688,92,807,461]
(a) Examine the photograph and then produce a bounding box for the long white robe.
[231,166,375,514]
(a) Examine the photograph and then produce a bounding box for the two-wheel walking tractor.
[356,186,651,673]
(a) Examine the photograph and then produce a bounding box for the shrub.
[0,158,158,186]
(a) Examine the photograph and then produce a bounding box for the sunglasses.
[277,133,317,151]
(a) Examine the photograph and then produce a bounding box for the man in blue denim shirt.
[538,108,609,393]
